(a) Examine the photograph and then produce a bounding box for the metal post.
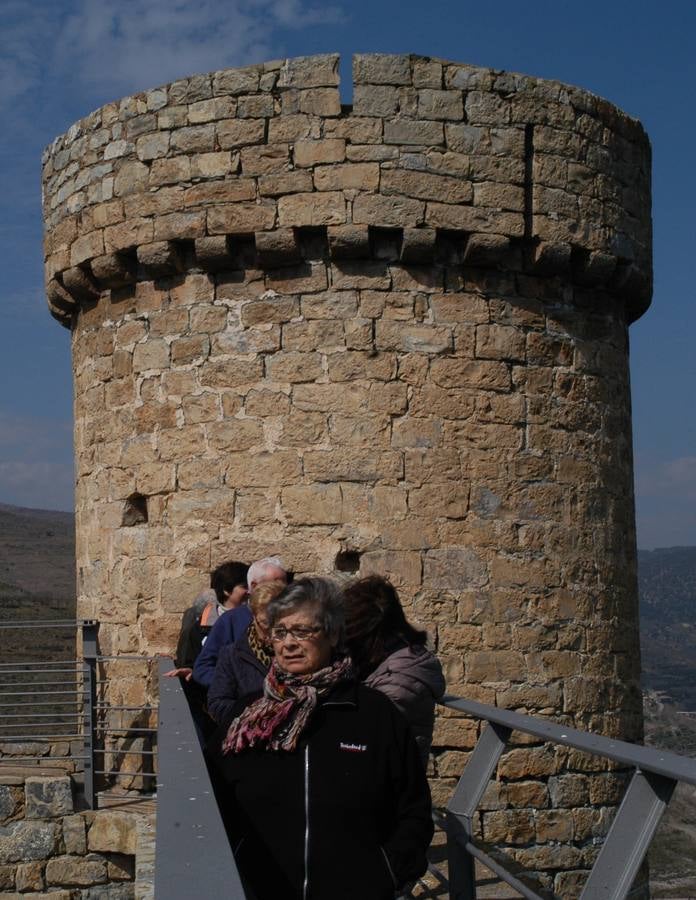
[81,620,99,809]
[580,769,676,900]
[446,721,512,900]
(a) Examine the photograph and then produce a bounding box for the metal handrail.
[154,658,245,899]
[0,618,159,808]
[439,694,696,900]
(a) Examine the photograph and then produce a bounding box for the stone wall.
[42,53,651,894]
[0,772,154,899]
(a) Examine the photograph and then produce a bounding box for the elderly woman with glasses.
[209,576,433,900]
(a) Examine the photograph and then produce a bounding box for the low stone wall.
[0,773,154,899]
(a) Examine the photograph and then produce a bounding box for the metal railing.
[440,695,696,899]
[0,619,158,808]
[152,677,696,900]
[154,658,245,899]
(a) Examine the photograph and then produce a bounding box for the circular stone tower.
[43,53,651,883]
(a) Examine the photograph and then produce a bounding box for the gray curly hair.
[267,576,345,644]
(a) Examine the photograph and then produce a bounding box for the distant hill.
[0,502,76,619]
[638,547,696,711]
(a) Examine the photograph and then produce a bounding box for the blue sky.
[0,0,694,549]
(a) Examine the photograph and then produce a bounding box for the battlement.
[42,53,652,326]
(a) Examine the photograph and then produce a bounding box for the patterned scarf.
[247,623,273,669]
[222,656,353,754]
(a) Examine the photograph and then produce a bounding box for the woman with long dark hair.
[343,575,446,767]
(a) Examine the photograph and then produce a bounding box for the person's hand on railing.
[164,666,194,681]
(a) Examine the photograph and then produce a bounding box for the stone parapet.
[42,53,652,327]
[0,772,154,898]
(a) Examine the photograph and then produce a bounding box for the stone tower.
[42,53,650,887]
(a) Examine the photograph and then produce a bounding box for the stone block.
[266,262,327,294]
[294,139,346,167]
[267,351,323,383]
[194,236,233,271]
[207,201,277,235]
[282,484,343,525]
[216,118,266,149]
[236,93,274,118]
[184,180,256,207]
[0,821,59,864]
[90,252,137,288]
[353,85,399,117]
[277,192,346,226]
[400,227,436,263]
[62,266,100,302]
[225,451,301,487]
[418,89,463,121]
[0,786,18,821]
[475,324,526,362]
[255,228,301,267]
[278,54,339,88]
[153,211,206,242]
[136,242,184,278]
[213,66,261,95]
[375,321,452,354]
[240,144,290,175]
[353,54,411,86]
[314,163,379,192]
[360,550,422,588]
[24,777,73,819]
[259,171,313,196]
[298,88,341,116]
[327,225,370,259]
[383,118,444,146]
[430,357,510,391]
[353,193,424,227]
[327,351,395,382]
[45,854,107,886]
[15,861,43,892]
[0,865,14,889]
[463,233,511,266]
[103,217,154,253]
[87,811,139,855]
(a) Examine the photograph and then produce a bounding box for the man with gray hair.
[192,556,288,689]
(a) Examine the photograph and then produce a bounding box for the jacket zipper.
[303,744,310,900]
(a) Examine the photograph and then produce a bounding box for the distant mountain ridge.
[0,502,75,617]
[638,546,696,710]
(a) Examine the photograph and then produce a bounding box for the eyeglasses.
[270,625,323,642]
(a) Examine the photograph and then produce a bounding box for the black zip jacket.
[208,680,433,900]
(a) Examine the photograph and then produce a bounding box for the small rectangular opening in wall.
[229,235,257,269]
[339,55,353,105]
[296,227,329,261]
[435,229,466,265]
[369,227,402,261]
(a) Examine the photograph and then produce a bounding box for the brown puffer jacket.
[365,644,446,766]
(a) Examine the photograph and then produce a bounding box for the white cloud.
[1,0,344,109]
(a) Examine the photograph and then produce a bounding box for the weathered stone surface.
[0,786,17,821]
[0,821,59,863]
[24,778,73,819]
[45,854,107,886]
[62,814,87,855]
[87,811,137,855]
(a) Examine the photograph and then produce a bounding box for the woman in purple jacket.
[343,575,446,767]
[207,580,285,724]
